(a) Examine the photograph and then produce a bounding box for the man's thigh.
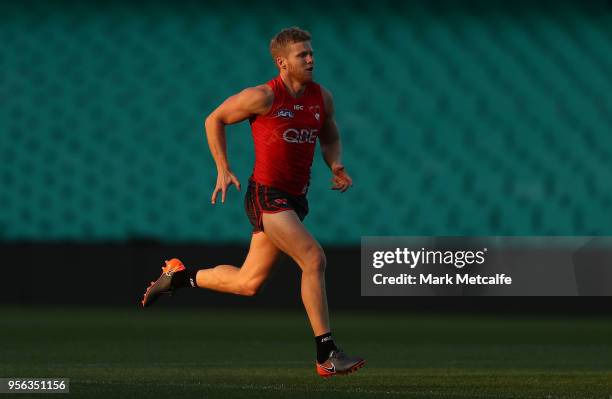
[239,231,282,285]
[262,211,323,270]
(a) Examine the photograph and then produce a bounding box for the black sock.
[315,332,338,363]
[171,269,199,289]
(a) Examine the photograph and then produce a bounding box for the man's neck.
[279,73,307,98]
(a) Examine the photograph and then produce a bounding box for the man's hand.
[211,169,241,204]
[331,164,352,193]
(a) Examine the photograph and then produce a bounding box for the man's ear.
[276,56,287,70]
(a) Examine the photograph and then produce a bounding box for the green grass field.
[1,307,611,399]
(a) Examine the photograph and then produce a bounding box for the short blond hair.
[269,27,312,60]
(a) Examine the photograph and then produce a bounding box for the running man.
[142,27,365,377]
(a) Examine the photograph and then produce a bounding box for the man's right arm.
[205,85,273,204]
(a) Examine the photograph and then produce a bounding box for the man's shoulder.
[315,83,334,115]
[239,84,274,113]
[242,84,274,100]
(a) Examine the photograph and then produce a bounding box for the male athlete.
[142,27,365,377]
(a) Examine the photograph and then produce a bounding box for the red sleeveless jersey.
[249,76,325,195]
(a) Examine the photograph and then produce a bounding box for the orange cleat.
[141,258,186,307]
[316,350,366,378]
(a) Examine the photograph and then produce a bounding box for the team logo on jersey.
[308,105,321,121]
[274,109,294,119]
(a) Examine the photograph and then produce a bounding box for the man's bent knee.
[303,247,326,274]
[238,279,264,297]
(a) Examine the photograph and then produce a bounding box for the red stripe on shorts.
[255,181,263,228]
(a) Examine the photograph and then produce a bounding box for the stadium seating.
[1,0,611,243]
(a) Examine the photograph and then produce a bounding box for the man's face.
[280,41,314,82]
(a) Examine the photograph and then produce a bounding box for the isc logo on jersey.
[283,128,318,144]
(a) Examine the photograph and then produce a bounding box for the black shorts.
[244,179,309,233]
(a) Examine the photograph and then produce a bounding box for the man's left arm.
[318,86,353,193]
